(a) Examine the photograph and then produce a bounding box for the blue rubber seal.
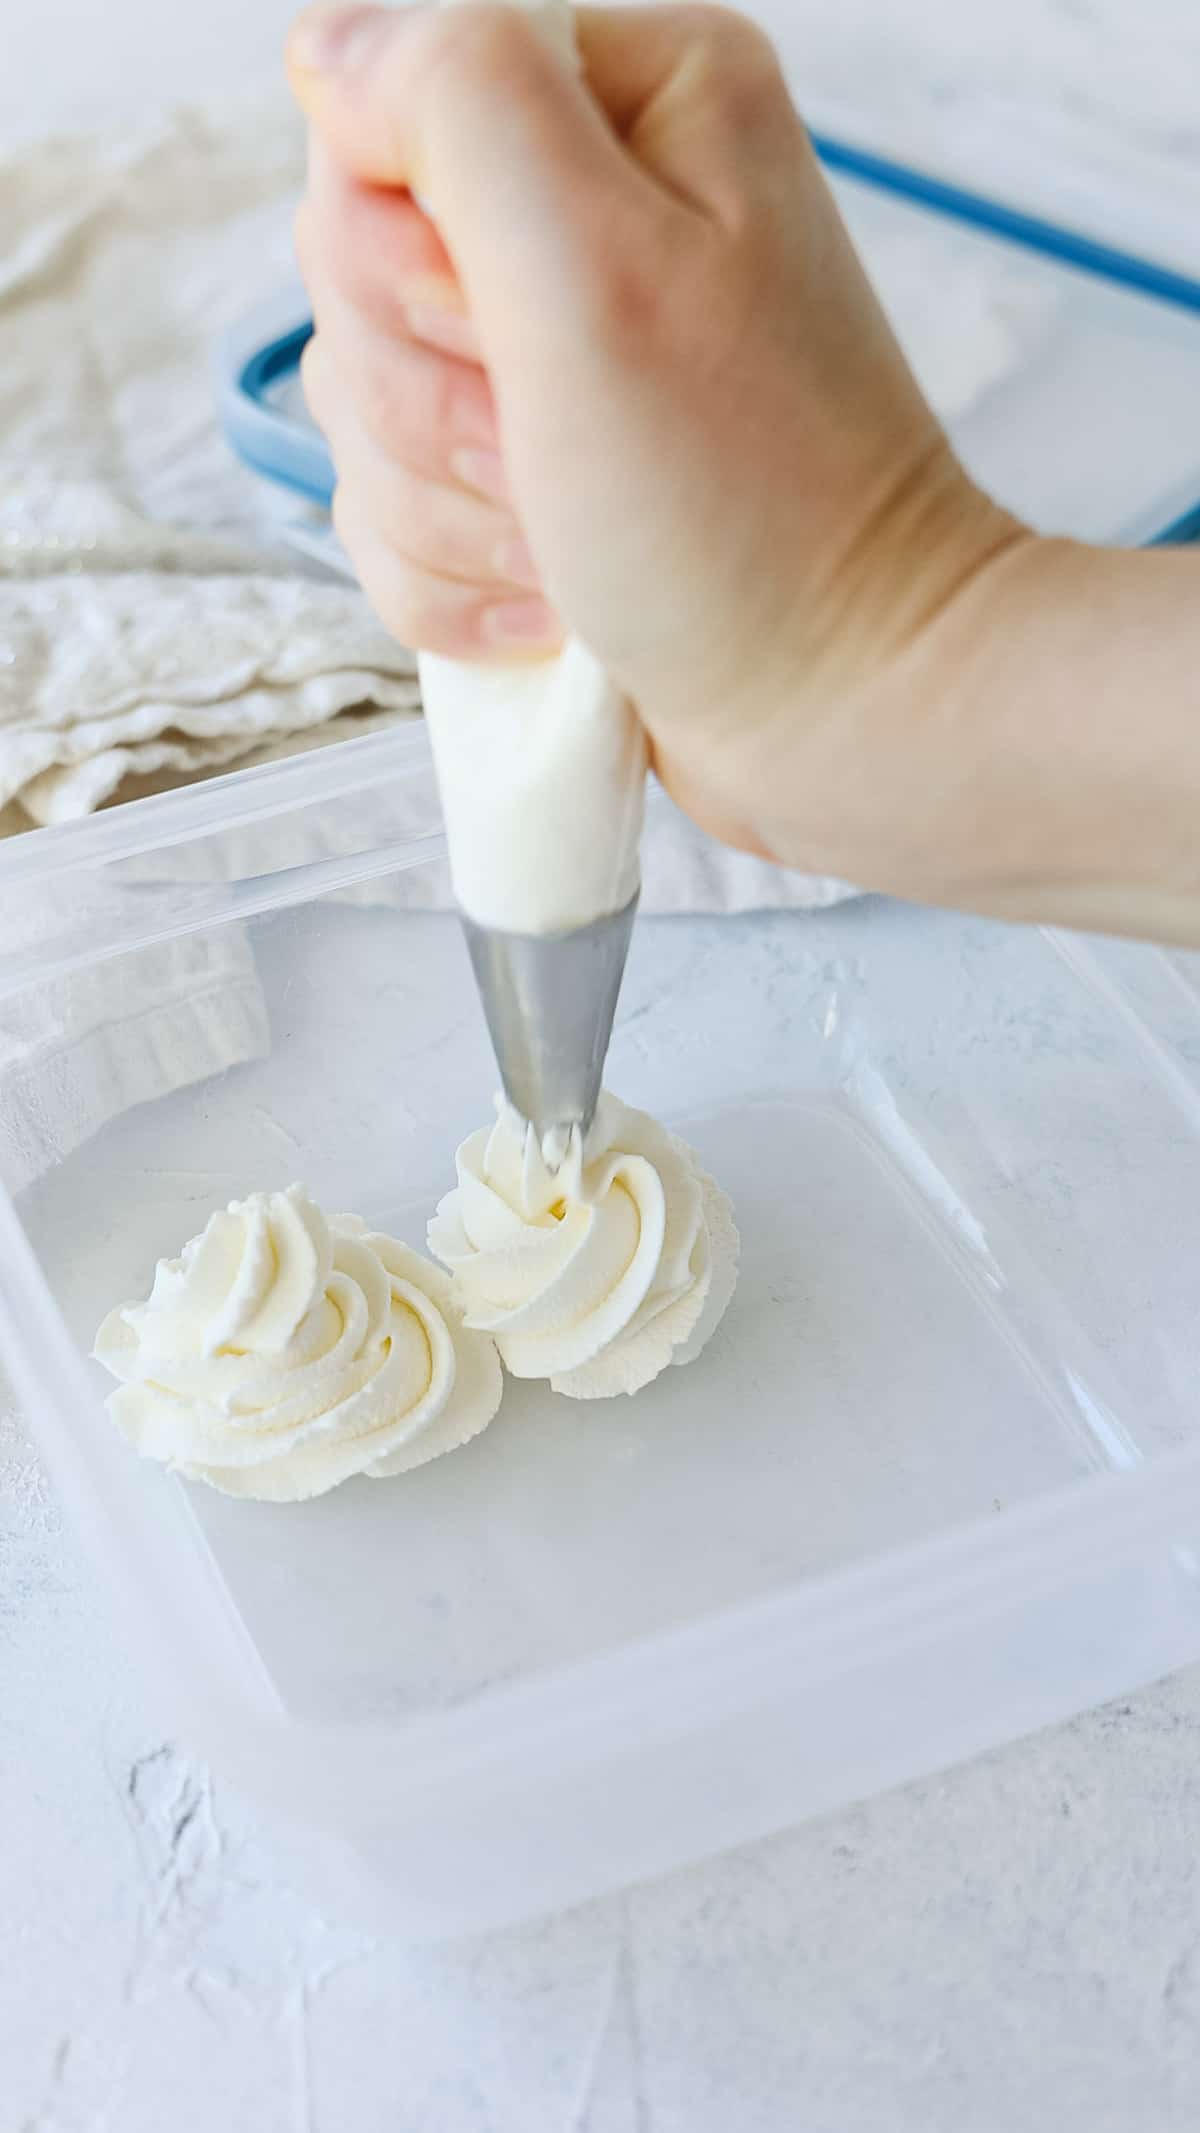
[218,135,1200,546]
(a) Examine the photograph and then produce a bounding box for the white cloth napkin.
[0,94,421,829]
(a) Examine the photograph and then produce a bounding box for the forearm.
[749,517,1200,944]
[906,536,1200,942]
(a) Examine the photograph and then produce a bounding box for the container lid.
[216,131,1200,556]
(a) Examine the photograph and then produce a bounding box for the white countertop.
[6,3,1200,2127]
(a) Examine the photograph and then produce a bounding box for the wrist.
[842,526,1200,940]
[744,459,1033,896]
[918,532,1200,936]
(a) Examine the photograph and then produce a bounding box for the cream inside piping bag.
[422,0,648,937]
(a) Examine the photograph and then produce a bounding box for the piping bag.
[421,0,648,1158]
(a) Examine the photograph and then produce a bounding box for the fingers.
[298,136,462,328]
[287,2,666,348]
[288,3,630,194]
[299,127,506,487]
[303,309,560,659]
[288,4,799,241]
[306,364,537,592]
[300,306,502,493]
[573,7,801,220]
[332,485,562,661]
[295,79,562,661]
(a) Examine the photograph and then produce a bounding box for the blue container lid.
[217,132,1200,552]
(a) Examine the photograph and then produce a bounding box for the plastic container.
[4,736,1200,1939]
[11,135,1200,1939]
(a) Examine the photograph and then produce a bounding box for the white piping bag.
[421,0,648,941]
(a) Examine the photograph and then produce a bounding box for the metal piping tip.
[461,892,639,1145]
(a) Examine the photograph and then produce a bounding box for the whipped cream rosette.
[429,1094,739,1399]
[95,1186,502,1500]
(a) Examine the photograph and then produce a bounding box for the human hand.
[288,3,1022,881]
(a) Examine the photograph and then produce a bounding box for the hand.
[287,5,1023,884]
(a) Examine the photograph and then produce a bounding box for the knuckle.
[388,473,491,591]
[578,226,671,361]
[394,575,471,656]
[427,494,491,584]
[414,6,535,99]
[309,197,414,334]
[597,271,660,356]
[328,241,397,332]
[350,348,402,453]
[685,6,787,124]
[332,492,473,654]
[681,4,779,66]
[357,344,443,465]
[424,353,469,449]
[408,480,452,568]
[364,343,482,475]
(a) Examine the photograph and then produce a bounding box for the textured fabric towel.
[0,94,420,830]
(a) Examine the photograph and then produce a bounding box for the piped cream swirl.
[429,1095,738,1398]
[94,1186,502,1499]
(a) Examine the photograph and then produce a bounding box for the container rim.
[5,721,1200,1788]
[0,724,435,888]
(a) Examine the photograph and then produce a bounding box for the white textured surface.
[7,1410,1200,2132]
[7,2,1200,2128]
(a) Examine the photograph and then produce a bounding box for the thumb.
[287,3,655,338]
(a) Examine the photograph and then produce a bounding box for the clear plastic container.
[16,110,1200,1934]
[4,733,1200,1938]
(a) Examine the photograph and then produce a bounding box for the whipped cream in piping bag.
[422,643,647,935]
[94,1187,503,1500]
[429,1094,739,1398]
[423,0,648,936]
